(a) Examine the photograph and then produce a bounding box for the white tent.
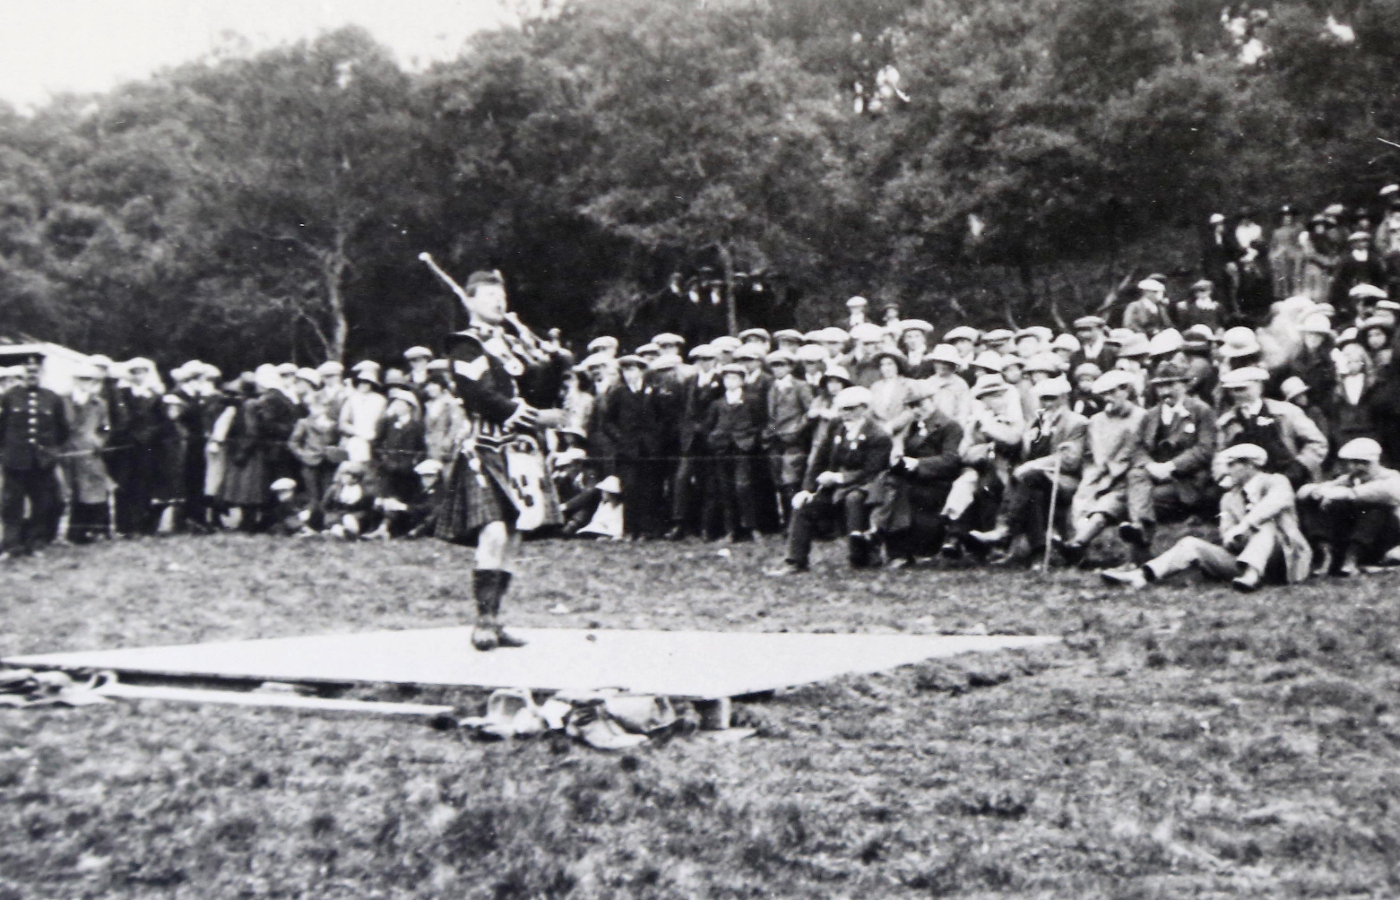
[0,341,93,394]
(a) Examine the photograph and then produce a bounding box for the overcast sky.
[0,0,512,108]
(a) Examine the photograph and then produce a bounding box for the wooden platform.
[7,628,1058,702]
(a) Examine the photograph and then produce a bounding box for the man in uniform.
[0,352,70,558]
[434,269,569,651]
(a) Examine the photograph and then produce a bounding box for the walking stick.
[1042,449,1063,574]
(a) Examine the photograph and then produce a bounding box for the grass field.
[3,531,1400,899]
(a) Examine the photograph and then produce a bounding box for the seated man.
[1120,361,1219,557]
[1297,437,1400,575]
[378,458,445,538]
[967,376,1087,563]
[1102,443,1312,592]
[1053,370,1147,566]
[767,386,892,574]
[1216,366,1328,488]
[938,374,1024,558]
[869,380,964,566]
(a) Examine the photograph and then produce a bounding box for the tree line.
[1,0,1397,372]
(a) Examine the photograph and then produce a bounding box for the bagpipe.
[419,252,559,530]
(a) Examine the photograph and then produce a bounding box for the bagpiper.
[433,268,569,651]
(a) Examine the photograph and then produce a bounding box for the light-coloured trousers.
[1145,525,1280,582]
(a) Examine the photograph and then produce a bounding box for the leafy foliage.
[0,0,1396,366]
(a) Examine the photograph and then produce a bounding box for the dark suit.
[872,411,963,558]
[785,416,893,567]
[669,372,723,535]
[0,384,70,553]
[603,383,666,537]
[994,406,1088,553]
[703,390,767,536]
[1129,397,1218,532]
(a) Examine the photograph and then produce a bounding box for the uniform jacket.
[804,415,894,503]
[1137,396,1218,505]
[445,323,565,448]
[704,390,766,454]
[1221,471,1312,583]
[0,385,70,470]
[1216,398,1329,480]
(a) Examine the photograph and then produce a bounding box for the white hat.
[795,344,828,363]
[846,295,869,309]
[900,319,934,334]
[1051,333,1081,353]
[1338,438,1383,463]
[971,350,1004,372]
[414,459,445,476]
[1024,352,1064,374]
[275,362,298,376]
[72,362,103,380]
[1220,366,1269,388]
[1279,376,1309,401]
[270,478,298,492]
[587,336,619,352]
[1208,213,1225,224]
[1032,376,1072,398]
[1136,279,1165,292]
[295,367,323,388]
[580,352,616,370]
[636,343,661,356]
[404,346,433,360]
[688,345,718,360]
[833,385,874,409]
[1299,314,1333,335]
[849,323,885,343]
[971,374,1010,397]
[1091,370,1137,394]
[1218,444,1267,467]
[1220,327,1262,359]
[652,333,685,346]
[597,475,623,494]
[929,344,962,366]
[816,327,850,344]
[317,361,344,376]
[944,326,980,342]
[1147,329,1183,357]
[711,336,743,352]
[1349,283,1388,300]
[650,353,682,371]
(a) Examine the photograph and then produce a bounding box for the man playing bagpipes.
[421,259,572,651]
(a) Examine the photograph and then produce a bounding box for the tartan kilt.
[435,446,515,544]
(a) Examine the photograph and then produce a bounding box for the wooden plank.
[92,682,454,717]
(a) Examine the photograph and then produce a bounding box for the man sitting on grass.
[1297,438,1400,576]
[1100,444,1312,593]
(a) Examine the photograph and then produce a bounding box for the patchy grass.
[3,531,1400,898]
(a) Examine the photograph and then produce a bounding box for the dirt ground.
[2,531,1400,899]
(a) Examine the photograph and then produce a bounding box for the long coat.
[1073,405,1148,519]
[62,394,112,504]
[1222,471,1311,583]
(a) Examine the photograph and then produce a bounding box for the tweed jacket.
[1221,471,1312,582]
[1136,396,1218,505]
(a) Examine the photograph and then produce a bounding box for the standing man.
[62,363,113,543]
[434,269,568,651]
[763,350,815,523]
[0,352,70,558]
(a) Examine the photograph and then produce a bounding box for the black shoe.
[939,538,963,561]
[1051,535,1085,566]
[1117,521,1149,549]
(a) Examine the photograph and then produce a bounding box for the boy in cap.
[1102,444,1311,592]
[264,478,310,536]
[1297,438,1400,575]
[763,350,815,523]
[767,386,892,574]
[1070,316,1115,372]
[381,458,445,538]
[0,352,70,558]
[846,296,869,329]
[703,363,767,541]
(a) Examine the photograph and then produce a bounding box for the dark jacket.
[704,391,766,454]
[803,416,893,503]
[679,373,723,453]
[603,383,661,460]
[0,385,70,470]
[1137,397,1218,505]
